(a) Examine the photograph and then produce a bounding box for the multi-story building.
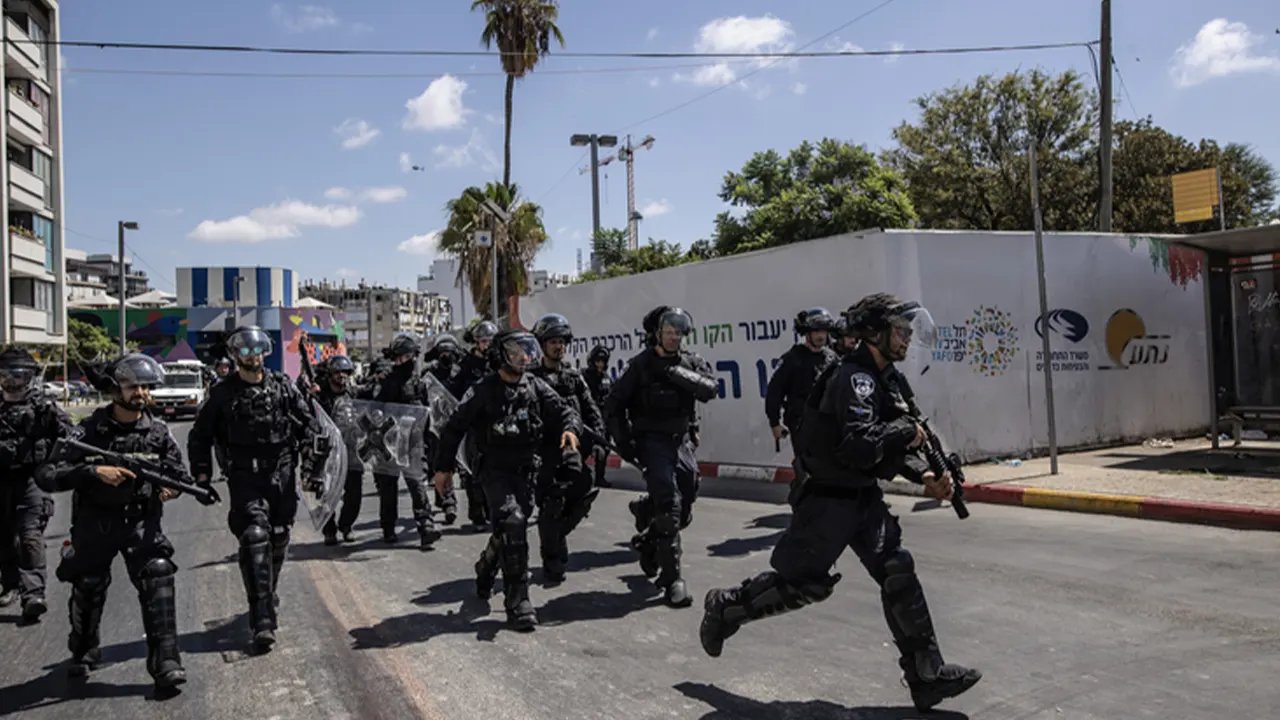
[74,252,150,300]
[529,269,574,294]
[175,266,299,308]
[417,257,473,329]
[301,279,451,360]
[64,247,108,302]
[1,0,64,345]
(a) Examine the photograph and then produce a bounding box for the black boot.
[417,515,442,550]
[628,497,658,577]
[699,571,840,658]
[270,532,289,611]
[475,534,502,600]
[499,512,536,631]
[901,658,983,712]
[655,532,691,607]
[138,562,186,690]
[238,528,277,653]
[67,575,110,675]
[537,502,568,585]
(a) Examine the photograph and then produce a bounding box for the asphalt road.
[2,420,1277,719]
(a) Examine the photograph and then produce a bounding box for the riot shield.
[299,403,349,532]
[347,399,432,481]
[421,373,471,475]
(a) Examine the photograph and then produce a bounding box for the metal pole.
[117,221,126,353]
[1203,257,1220,449]
[589,135,602,244]
[366,287,375,360]
[1099,0,1113,232]
[230,273,239,333]
[491,230,499,322]
[625,135,638,251]
[1030,142,1060,474]
[1217,167,1227,231]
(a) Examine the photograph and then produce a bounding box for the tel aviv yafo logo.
[1098,309,1170,370]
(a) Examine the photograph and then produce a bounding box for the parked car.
[42,382,66,400]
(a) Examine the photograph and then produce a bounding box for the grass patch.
[1158,468,1229,481]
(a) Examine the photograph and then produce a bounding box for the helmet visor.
[501,336,542,372]
[891,306,937,351]
[229,328,274,358]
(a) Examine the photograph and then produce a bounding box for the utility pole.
[1099,0,1113,232]
[366,286,375,360]
[116,220,138,353]
[1030,141,1059,475]
[570,133,618,269]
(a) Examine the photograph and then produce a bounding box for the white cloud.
[188,200,360,243]
[885,41,905,64]
[1171,18,1280,87]
[792,82,807,95]
[323,186,351,200]
[271,4,339,33]
[397,231,442,256]
[647,27,659,41]
[640,199,672,217]
[433,128,500,172]
[826,37,864,54]
[399,152,415,173]
[403,75,469,131]
[360,186,408,204]
[648,77,661,88]
[674,15,794,90]
[334,118,379,149]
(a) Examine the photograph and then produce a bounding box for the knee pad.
[239,525,270,547]
[139,558,177,579]
[883,549,915,584]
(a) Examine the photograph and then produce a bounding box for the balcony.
[8,162,44,210]
[6,88,43,146]
[7,229,50,278]
[3,18,45,81]
[12,304,50,332]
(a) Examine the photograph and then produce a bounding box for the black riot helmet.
[531,313,573,344]
[0,347,39,393]
[795,307,837,334]
[465,321,499,344]
[643,306,694,348]
[214,357,233,372]
[430,334,460,355]
[588,345,611,365]
[326,355,356,375]
[385,332,421,360]
[493,329,542,374]
[226,326,274,366]
[105,353,165,389]
[843,293,936,362]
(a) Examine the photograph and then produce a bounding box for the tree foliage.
[439,182,548,320]
[590,227,627,269]
[577,239,694,283]
[68,318,114,367]
[711,138,916,256]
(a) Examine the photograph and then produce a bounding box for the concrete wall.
[517,229,1211,466]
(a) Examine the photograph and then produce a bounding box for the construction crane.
[580,134,655,251]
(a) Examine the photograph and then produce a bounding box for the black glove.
[196,483,221,506]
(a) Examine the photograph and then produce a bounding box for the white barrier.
[517,229,1210,467]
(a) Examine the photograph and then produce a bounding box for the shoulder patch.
[851,372,876,400]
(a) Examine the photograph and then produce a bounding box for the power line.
[535,149,589,204]
[46,36,1096,61]
[63,60,762,80]
[63,226,176,292]
[1112,57,1140,119]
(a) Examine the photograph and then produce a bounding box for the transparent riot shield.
[347,399,432,481]
[421,373,471,475]
[299,403,349,532]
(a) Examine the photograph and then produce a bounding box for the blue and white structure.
[176,266,298,308]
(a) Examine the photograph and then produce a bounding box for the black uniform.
[449,350,491,527]
[314,382,364,541]
[582,364,613,486]
[434,372,577,625]
[355,362,440,544]
[187,371,322,640]
[699,343,980,708]
[0,390,71,616]
[528,362,603,579]
[765,343,838,505]
[35,407,190,681]
[423,359,460,523]
[605,347,716,602]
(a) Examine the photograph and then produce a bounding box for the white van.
[154,360,208,419]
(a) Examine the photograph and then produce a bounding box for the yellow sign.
[1171,168,1220,224]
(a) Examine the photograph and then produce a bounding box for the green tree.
[1111,118,1278,233]
[577,239,691,282]
[439,182,548,320]
[685,238,716,261]
[67,318,114,368]
[887,69,1097,231]
[472,0,565,188]
[591,227,627,268]
[712,138,916,256]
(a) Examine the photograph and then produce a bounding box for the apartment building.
[0,0,64,345]
[300,279,451,360]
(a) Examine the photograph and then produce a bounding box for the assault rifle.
[50,437,221,506]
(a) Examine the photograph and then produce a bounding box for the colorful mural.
[1128,236,1206,289]
[281,309,346,378]
[70,308,198,362]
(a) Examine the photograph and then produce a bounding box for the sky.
[58,0,1280,294]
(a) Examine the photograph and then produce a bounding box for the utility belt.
[221,445,291,474]
[802,480,882,502]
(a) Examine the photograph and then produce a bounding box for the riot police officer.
[766,308,838,508]
[581,345,613,488]
[450,320,498,528]
[604,307,716,607]
[36,354,217,690]
[432,330,579,630]
[314,355,364,546]
[698,293,982,712]
[423,335,462,525]
[355,332,442,548]
[188,326,327,653]
[212,357,233,384]
[830,318,859,358]
[0,348,73,622]
[529,314,605,583]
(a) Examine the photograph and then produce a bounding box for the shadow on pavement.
[674,682,969,720]
[705,512,792,558]
[1098,446,1280,479]
[0,668,160,713]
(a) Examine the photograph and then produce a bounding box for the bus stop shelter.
[1175,224,1280,448]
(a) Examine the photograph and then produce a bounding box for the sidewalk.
[880,437,1280,531]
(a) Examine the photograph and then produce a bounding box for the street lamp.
[475,198,511,323]
[117,221,139,353]
[570,133,617,249]
[228,273,245,332]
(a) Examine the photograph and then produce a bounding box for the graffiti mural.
[70,308,198,362]
[1128,236,1205,289]
[283,309,347,378]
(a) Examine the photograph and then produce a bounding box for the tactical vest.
[531,366,582,415]
[485,380,544,455]
[634,354,694,425]
[226,372,295,449]
[75,410,174,512]
[0,396,52,470]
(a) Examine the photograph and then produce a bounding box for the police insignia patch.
[852,373,875,399]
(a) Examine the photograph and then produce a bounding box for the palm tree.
[472,0,565,188]
[439,182,548,321]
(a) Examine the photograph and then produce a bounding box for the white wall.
[517,229,1210,467]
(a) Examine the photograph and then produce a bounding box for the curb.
[594,455,1280,531]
